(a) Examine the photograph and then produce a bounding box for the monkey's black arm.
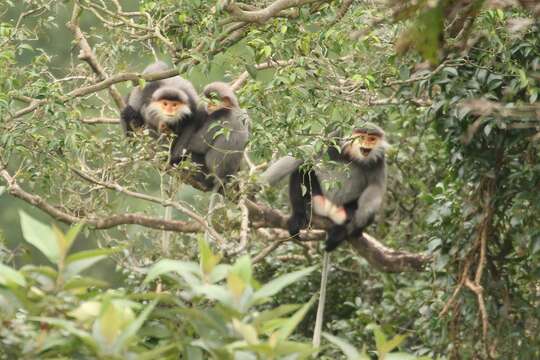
[169,119,201,166]
[120,104,144,136]
[325,184,383,251]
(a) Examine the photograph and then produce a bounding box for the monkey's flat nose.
[163,105,175,114]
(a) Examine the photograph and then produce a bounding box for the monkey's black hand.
[325,225,348,251]
[287,213,308,237]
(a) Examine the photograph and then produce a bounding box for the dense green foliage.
[1,0,538,359]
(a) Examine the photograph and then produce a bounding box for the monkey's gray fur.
[170,81,249,189]
[120,61,200,135]
[261,123,387,251]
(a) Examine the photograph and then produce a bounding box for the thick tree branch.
[224,0,324,24]
[1,165,430,273]
[0,169,202,233]
[71,168,227,247]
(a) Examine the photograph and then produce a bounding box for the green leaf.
[254,304,301,329]
[209,263,230,283]
[138,344,179,360]
[68,301,101,322]
[323,333,368,360]
[231,255,252,284]
[191,283,231,304]
[31,317,98,351]
[199,237,221,276]
[64,248,120,279]
[275,295,316,341]
[0,263,27,287]
[144,259,200,284]
[64,276,109,291]
[112,300,158,353]
[64,222,85,252]
[232,318,259,344]
[252,266,316,303]
[0,186,5,196]
[385,353,421,360]
[19,210,59,264]
[379,334,407,355]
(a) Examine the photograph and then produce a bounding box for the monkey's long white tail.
[313,251,331,348]
[204,184,223,245]
[161,175,177,256]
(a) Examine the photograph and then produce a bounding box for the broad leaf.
[275,296,316,341]
[64,248,120,279]
[112,300,158,353]
[19,210,59,264]
[144,259,200,284]
[31,317,97,351]
[64,276,109,291]
[379,334,407,355]
[230,255,252,284]
[199,237,221,276]
[254,304,301,329]
[64,222,85,252]
[0,263,26,287]
[252,266,316,303]
[232,318,259,344]
[323,333,367,360]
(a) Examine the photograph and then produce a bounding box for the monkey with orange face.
[169,82,250,190]
[120,61,201,137]
[262,123,388,251]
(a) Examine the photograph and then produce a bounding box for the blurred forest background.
[0,0,539,359]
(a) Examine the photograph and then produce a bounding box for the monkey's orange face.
[347,131,382,158]
[156,99,185,116]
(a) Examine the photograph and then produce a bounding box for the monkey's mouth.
[360,147,372,156]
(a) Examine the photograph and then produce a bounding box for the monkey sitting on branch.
[262,122,388,251]
[169,82,250,191]
[120,61,201,137]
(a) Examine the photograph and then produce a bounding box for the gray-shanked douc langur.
[120,61,201,137]
[169,81,250,190]
[262,122,388,251]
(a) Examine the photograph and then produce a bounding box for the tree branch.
[1,165,431,273]
[224,0,324,24]
[67,3,125,110]
[0,169,202,233]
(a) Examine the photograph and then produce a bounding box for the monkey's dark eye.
[163,101,168,106]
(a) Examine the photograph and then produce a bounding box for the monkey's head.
[344,123,387,163]
[203,82,239,115]
[147,87,192,125]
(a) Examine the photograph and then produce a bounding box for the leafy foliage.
[1,1,539,359]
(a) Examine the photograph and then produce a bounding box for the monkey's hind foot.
[324,225,348,251]
[287,213,308,238]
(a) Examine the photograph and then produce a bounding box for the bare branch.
[81,117,120,124]
[230,59,295,90]
[67,3,125,110]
